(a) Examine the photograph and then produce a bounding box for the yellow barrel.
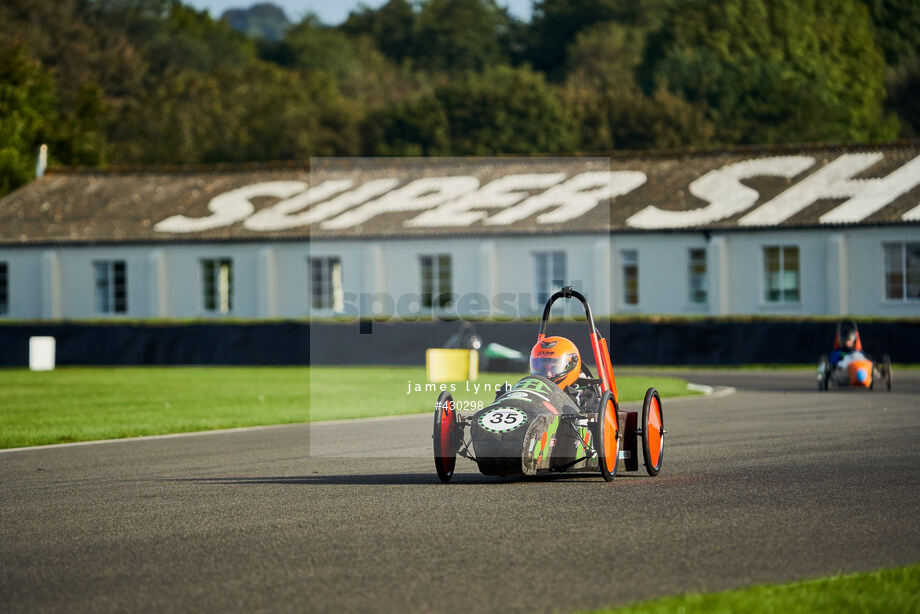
[426,348,479,383]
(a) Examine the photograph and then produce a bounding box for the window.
[688,248,707,304]
[202,258,233,314]
[622,249,638,305]
[0,262,7,315]
[763,246,800,303]
[884,242,920,301]
[310,257,343,311]
[93,260,127,314]
[420,254,452,309]
[535,251,566,304]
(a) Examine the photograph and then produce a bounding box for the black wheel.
[595,391,619,482]
[818,356,828,391]
[818,355,830,391]
[884,354,892,391]
[641,388,664,476]
[433,391,459,482]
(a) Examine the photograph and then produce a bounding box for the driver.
[831,326,865,370]
[529,336,581,389]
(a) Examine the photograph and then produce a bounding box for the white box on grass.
[29,336,56,371]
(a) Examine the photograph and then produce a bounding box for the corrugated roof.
[0,144,917,245]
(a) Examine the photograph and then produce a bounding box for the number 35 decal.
[478,408,527,433]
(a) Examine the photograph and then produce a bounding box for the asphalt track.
[2,371,919,613]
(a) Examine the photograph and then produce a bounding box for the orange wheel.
[641,388,664,476]
[596,392,619,482]
[433,391,458,482]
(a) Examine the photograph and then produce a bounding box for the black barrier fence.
[1,319,918,367]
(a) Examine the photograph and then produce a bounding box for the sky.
[186,0,534,25]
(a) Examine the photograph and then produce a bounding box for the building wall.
[0,227,918,320]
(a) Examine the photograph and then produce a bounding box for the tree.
[859,0,920,67]
[641,0,899,145]
[413,0,514,73]
[527,0,677,76]
[342,0,417,63]
[0,45,59,196]
[435,66,574,154]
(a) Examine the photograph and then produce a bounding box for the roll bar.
[538,286,599,339]
[537,286,618,401]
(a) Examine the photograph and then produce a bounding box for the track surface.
[2,371,919,613]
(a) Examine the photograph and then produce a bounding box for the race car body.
[817,321,891,391]
[433,287,665,482]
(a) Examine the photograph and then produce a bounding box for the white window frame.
[201,258,233,314]
[621,249,639,307]
[93,260,127,314]
[309,256,344,312]
[688,248,707,305]
[883,242,920,302]
[534,251,566,307]
[420,254,453,310]
[761,245,801,304]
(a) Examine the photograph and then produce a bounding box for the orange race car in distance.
[817,321,891,391]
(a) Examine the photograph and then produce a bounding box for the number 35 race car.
[432,287,665,482]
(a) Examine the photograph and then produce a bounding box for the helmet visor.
[530,353,578,381]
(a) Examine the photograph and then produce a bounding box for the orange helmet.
[530,336,581,388]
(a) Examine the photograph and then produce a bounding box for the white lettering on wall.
[486,171,646,226]
[740,154,920,226]
[242,180,353,231]
[902,203,920,221]
[150,154,919,233]
[320,176,480,229]
[155,181,306,233]
[627,157,815,229]
[820,155,920,224]
[406,173,566,227]
[296,179,401,226]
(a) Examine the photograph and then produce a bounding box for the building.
[0,145,918,321]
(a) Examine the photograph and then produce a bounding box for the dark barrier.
[0,323,309,366]
[0,319,918,366]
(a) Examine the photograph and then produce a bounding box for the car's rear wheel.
[884,354,892,391]
[433,391,459,482]
[595,391,619,482]
[818,355,830,391]
[641,388,664,476]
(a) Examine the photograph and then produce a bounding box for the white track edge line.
[1,385,736,454]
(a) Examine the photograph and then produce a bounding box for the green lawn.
[590,563,920,614]
[0,366,696,449]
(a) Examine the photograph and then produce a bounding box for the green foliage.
[414,0,514,72]
[0,45,57,195]
[0,0,913,199]
[342,0,417,63]
[434,66,574,154]
[365,66,574,155]
[528,0,677,75]
[859,0,920,66]
[587,563,920,614]
[642,0,899,144]
[886,57,920,137]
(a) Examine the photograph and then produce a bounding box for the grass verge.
[0,366,698,449]
[588,563,920,614]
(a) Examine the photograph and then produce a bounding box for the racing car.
[432,287,665,482]
[817,321,891,391]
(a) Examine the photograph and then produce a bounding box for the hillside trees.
[640,0,899,144]
[0,0,913,199]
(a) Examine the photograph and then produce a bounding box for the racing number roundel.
[478,408,527,433]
